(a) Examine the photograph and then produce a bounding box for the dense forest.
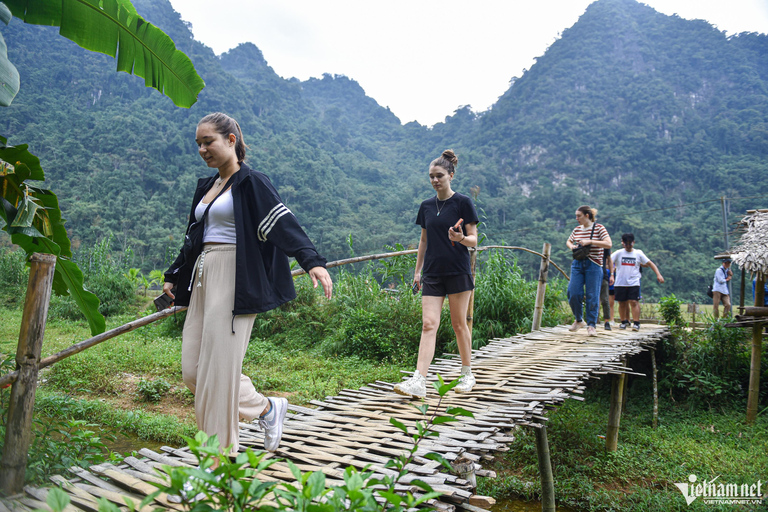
[2,0,767,302]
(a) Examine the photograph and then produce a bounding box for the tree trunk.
[0,253,57,495]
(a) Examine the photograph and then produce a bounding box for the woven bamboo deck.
[1,324,668,512]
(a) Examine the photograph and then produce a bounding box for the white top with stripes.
[569,223,609,266]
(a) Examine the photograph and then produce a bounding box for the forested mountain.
[2,0,766,301]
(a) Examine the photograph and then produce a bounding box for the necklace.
[435,195,451,216]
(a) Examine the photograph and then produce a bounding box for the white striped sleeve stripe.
[258,203,292,241]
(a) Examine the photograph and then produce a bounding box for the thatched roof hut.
[729,209,768,283]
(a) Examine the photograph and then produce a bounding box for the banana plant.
[0,0,204,334]
[1,0,204,108]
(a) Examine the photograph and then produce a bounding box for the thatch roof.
[729,209,768,282]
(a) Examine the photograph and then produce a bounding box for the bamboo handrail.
[476,245,570,280]
[0,306,188,388]
[291,245,570,281]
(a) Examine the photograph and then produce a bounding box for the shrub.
[658,294,685,326]
[657,318,758,405]
[0,247,28,308]
[321,270,448,362]
[49,271,136,319]
[470,250,569,349]
[137,378,172,402]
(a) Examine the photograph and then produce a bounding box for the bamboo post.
[746,276,765,424]
[651,348,658,428]
[606,358,627,451]
[531,243,551,332]
[534,426,555,512]
[466,248,478,337]
[0,253,57,495]
[739,268,746,314]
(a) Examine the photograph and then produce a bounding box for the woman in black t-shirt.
[394,150,479,399]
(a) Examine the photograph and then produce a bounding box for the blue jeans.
[568,259,603,327]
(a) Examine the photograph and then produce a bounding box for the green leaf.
[389,417,408,434]
[410,479,434,492]
[445,406,474,418]
[0,140,45,181]
[423,452,453,471]
[306,471,326,499]
[431,415,459,425]
[46,488,71,512]
[5,0,204,108]
[287,460,302,482]
[0,29,19,106]
[377,490,402,506]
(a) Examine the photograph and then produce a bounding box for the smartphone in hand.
[411,282,420,295]
[451,218,464,246]
[153,293,173,312]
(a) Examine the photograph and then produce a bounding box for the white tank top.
[195,189,237,244]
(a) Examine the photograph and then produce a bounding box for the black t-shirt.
[416,192,480,277]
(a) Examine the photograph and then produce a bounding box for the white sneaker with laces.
[393,370,427,398]
[258,397,288,452]
[569,321,586,332]
[454,369,476,394]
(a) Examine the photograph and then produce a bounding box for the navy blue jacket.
[164,163,326,314]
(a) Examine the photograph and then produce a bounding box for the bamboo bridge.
[2,323,668,512]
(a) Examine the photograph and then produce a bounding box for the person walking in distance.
[566,206,612,336]
[611,233,664,331]
[712,258,733,319]
[394,149,479,399]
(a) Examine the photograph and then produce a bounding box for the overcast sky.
[166,0,768,127]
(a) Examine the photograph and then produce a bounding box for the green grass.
[478,385,768,511]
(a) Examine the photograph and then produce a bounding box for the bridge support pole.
[606,358,627,451]
[531,243,551,331]
[0,253,57,495]
[746,276,765,424]
[651,348,658,429]
[534,425,555,512]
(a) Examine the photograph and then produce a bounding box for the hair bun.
[442,149,458,166]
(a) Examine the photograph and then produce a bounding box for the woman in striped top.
[565,206,612,336]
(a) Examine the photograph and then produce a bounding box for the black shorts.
[421,274,474,297]
[614,286,640,302]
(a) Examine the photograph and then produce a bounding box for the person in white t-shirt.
[610,233,664,331]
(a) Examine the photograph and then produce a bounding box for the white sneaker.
[394,370,427,398]
[631,322,640,331]
[454,369,476,394]
[569,321,586,332]
[258,397,288,452]
[586,326,597,336]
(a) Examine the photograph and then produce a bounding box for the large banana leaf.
[0,3,20,106]
[1,136,105,335]
[4,0,204,107]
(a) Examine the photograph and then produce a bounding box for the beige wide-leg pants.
[181,244,268,455]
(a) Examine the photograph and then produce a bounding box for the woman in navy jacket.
[163,113,332,461]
